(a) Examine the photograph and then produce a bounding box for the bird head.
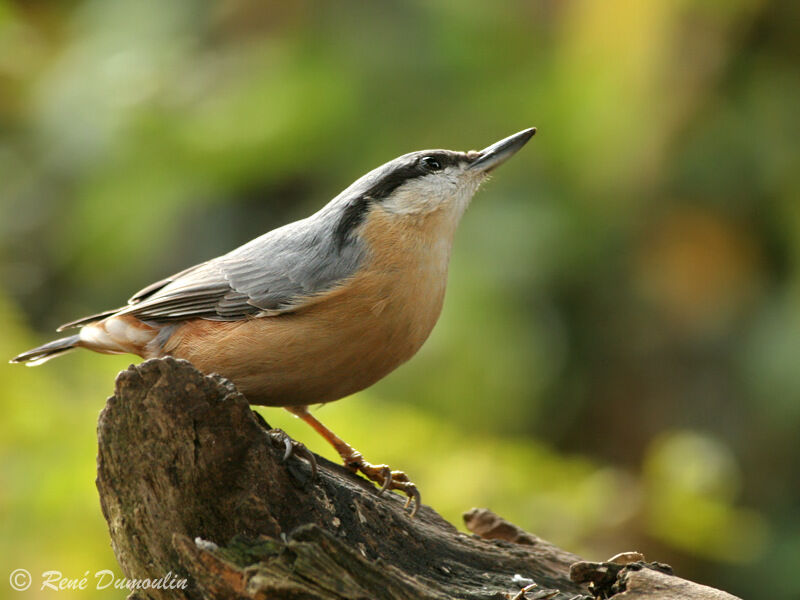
[374,128,536,217]
[328,128,536,248]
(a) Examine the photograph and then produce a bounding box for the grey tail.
[10,334,82,366]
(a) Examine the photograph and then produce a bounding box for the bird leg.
[286,406,420,516]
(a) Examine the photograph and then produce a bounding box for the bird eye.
[421,156,443,171]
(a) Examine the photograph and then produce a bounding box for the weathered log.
[95,357,741,600]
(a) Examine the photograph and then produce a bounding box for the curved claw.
[270,430,318,481]
[282,436,294,462]
[293,442,318,481]
[376,466,393,496]
[404,485,421,518]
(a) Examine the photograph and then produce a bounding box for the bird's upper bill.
[468,127,536,173]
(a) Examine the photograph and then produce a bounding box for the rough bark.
[95,357,741,600]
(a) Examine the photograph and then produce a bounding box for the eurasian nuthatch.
[12,127,536,514]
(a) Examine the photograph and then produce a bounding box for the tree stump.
[95,357,741,600]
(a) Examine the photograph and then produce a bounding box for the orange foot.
[286,406,421,517]
[342,450,421,517]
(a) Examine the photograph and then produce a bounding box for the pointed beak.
[468,127,536,173]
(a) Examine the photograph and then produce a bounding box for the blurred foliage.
[1,0,798,598]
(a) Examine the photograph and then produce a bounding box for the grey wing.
[114,218,365,323]
[56,267,202,330]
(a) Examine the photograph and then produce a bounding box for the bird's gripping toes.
[12,128,536,516]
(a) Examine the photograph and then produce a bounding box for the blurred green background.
[1,0,798,598]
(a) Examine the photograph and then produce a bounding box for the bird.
[12,127,536,515]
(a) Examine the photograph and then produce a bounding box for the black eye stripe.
[335,150,463,247]
[363,154,452,200]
